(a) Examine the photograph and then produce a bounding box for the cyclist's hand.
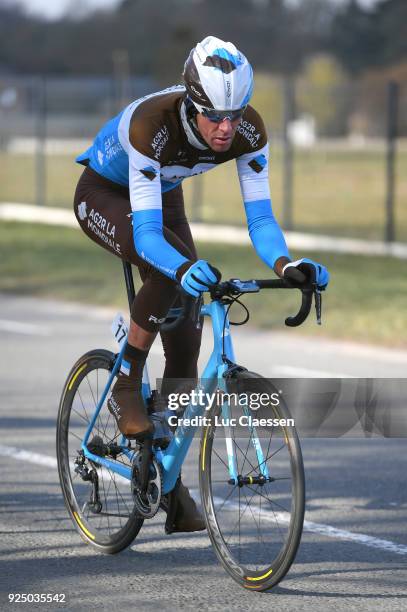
[178,260,221,297]
[283,258,329,290]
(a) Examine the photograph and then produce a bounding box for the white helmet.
[183,36,253,118]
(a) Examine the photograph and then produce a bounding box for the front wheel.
[199,371,305,591]
[56,349,144,554]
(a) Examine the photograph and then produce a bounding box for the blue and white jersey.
[76,86,289,279]
[77,86,186,190]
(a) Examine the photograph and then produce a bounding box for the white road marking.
[0,444,129,485]
[209,495,407,557]
[0,445,58,467]
[1,443,406,557]
[301,519,407,556]
[0,319,51,336]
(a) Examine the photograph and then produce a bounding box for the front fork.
[219,364,270,483]
[202,300,271,484]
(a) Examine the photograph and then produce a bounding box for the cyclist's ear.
[208,264,222,283]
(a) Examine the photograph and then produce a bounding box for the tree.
[330,0,381,75]
[375,0,407,67]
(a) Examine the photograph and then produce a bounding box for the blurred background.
[0,0,406,345]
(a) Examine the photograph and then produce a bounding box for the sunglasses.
[201,106,246,123]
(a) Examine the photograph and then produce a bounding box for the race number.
[111,313,128,347]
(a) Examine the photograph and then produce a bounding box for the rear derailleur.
[74,451,102,514]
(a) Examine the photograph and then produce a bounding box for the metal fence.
[1,73,406,242]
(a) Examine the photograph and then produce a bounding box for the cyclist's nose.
[218,118,233,135]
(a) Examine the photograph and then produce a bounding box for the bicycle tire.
[56,349,144,554]
[199,370,305,591]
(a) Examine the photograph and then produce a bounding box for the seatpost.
[122,261,136,313]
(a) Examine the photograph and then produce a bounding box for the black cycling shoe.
[162,480,206,534]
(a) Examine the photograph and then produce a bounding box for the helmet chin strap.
[180,96,208,150]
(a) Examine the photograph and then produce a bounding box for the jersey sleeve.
[236,136,290,269]
[127,114,189,280]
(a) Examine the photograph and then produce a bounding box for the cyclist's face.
[196,114,241,152]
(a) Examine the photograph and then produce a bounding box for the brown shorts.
[73,167,196,267]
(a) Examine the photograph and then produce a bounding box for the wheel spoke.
[213,483,238,515]
[68,430,84,443]
[211,445,230,472]
[71,407,90,426]
[76,388,91,425]
[232,439,257,473]
[245,441,287,478]
[85,374,106,440]
[243,487,267,549]
[246,483,291,515]
[240,425,254,475]
[107,466,131,517]
[225,484,258,545]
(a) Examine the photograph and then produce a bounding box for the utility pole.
[35,75,47,206]
[112,49,130,113]
[282,76,295,231]
[385,80,399,243]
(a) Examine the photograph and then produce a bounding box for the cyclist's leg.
[74,168,155,436]
[131,184,204,532]
[157,186,205,533]
[134,260,205,533]
[73,170,197,438]
[159,185,202,391]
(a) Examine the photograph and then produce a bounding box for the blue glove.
[179,260,220,297]
[283,258,329,289]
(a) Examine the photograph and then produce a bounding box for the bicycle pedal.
[153,437,171,449]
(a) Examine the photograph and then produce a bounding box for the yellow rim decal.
[246,567,273,581]
[201,426,209,471]
[248,476,253,485]
[68,363,87,391]
[73,511,95,540]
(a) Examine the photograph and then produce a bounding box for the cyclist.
[74,35,329,532]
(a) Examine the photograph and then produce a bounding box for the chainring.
[131,451,162,519]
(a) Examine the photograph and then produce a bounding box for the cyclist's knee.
[161,321,202,365]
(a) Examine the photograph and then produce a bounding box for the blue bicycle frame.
[81,299,269,495]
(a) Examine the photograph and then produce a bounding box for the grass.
[1,220,406,348]
[1,147,407,241]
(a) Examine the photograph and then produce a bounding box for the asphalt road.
[1,294,407,611]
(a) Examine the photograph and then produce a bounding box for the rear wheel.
[56,349,144,554]
[199,371,305,590]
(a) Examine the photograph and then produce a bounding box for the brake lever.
[160,289,201,332]
[192,295,203,330]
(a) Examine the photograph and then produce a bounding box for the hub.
[228,474,275,487]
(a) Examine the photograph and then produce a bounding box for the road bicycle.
[57,261,322,591]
